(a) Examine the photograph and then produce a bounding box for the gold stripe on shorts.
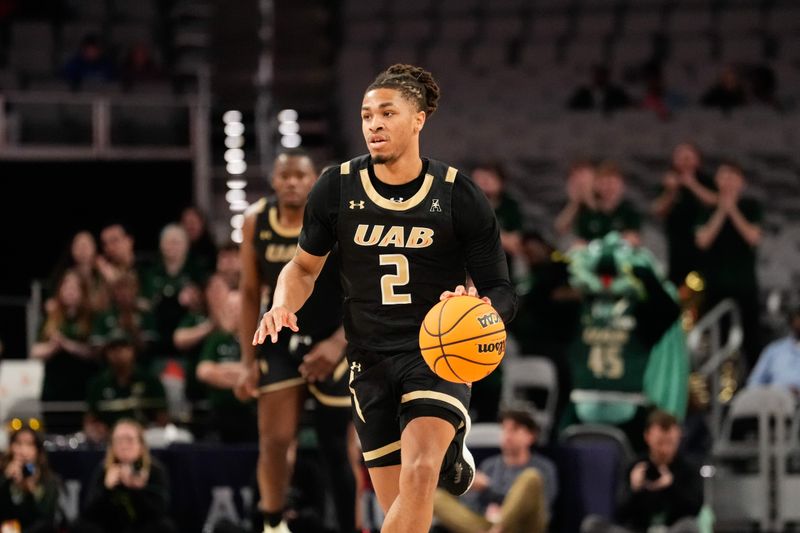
[308,384,351,408]
[400,391,469,423]
[362,440,401,462]
[258,377,306,395]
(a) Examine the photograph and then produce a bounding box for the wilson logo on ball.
[477,340,505,354]
[476,312,500,328]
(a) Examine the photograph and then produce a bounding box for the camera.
[21,463,36,479]
[645,462,661,481]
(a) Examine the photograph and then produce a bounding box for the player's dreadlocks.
[367,64,440,117]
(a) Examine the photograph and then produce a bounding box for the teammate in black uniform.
[254,65,517,532]
[236,150,355,533]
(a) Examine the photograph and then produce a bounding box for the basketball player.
[253,65,517,532]
[236,149,355,533]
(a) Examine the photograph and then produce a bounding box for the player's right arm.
[253,248,327,345]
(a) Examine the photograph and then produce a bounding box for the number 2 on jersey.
[379,254,411,305]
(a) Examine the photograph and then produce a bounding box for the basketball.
[419,295,507,384]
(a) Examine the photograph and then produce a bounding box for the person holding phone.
[0,425,60,533]
[72,419,175,533]
[581,411,703,533]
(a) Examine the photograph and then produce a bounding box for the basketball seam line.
[439,300,487,336]
[433,353,500,366]
[420,327,506,352]
[437,298,465,383]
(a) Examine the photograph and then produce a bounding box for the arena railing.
[686,298,743,441]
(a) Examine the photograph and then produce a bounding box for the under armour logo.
[430,199,441,212]
[350,362,362,373]
[349,200,365,210]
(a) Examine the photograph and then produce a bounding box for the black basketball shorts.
[257,331,350,408]
[347,345,471,468]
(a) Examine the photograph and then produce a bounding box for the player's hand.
[234,360,259,402]
[299,337,346,383]
[253,306,299,345]
[440,285,492,306]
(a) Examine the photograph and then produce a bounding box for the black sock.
[263,510,282,528]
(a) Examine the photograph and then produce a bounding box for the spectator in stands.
[0,426,60,533]
[746,306,800,392]
[555,160,596,240]
[639,64,687,121]
[120,43,164,91]
[62,34,116,89]
[49,231,109,313]
[512,230,580,423]
[141,224,206,358]
[749,64,780,110]
[90,272,158,358]
[433,408,558,533]
[174,274,231,407]
[568,65,632,113]
[84,333,168,444]
[701,66,746,112]
[696,162,762,367]
[97,223,140,286]
[73,419,176,533]
[652,143,717,287]
[31,269,98,432]
[471,162,524,263]
[181,206,217,277]
[581,411,703,533]
[513,230,580,356]
[215,242,241,289]
[470,162,524,419]
[197,289,257,443]
[575,161,641,245]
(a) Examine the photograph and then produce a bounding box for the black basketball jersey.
[336,155,468,353]
[251,196,343,340]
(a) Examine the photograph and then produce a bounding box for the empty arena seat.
[711,387,795,532]
[0,360,44,424]
[501,356,558,444]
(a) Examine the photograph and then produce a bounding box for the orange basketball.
[419,295,506,384]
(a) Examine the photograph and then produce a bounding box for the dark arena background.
[1,0,799,532]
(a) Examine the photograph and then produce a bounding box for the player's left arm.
[448,176,518,324]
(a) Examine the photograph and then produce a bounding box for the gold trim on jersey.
[258,377,306,395]
[362,440,401,462]
[359,168,434,211]
[308,384,351,408]
[340,161,351,175]
[245,197,268,216]
[268,206,302,238]
[400,390,469,424]
[445,166,458,183]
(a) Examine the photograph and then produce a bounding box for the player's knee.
[401,456,440,488]
[259,430,293,454]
